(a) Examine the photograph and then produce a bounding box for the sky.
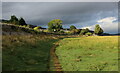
[2,2,119,34]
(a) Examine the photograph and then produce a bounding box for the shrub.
[34,26,41,31]
[70,29,80,34]
[80,28,89,35]
[65,31,71,35]
[85,32,92,36]
[59,30,65,33]
[70,25,76,30]
[43,30,49,32]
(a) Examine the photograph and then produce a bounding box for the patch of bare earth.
[50,42,64,73]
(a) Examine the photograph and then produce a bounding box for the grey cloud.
[0,2,2,19]
[2,2,118,33]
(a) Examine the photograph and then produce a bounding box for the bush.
[20,25,27,28]
[43,30,49,32]
[65,31,71,35]
[34,26,41,31]
[59,30,65,33]
[80,28,89,35]
[70,29,80,34]
[85,32,92,36]
[70,25,76,30]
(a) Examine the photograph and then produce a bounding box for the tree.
[70,25,76,30]
[9,15,18,25]
[85,28,89,32]
[48,21,55,32]
[18,17,27,26]
[94,24,103,35]
[80,28,89,35]
[48,19,62,32]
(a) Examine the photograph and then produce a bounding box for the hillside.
[2,23,61,71]
[2,23,39,35]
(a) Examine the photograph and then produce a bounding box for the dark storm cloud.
[2,2,118,25]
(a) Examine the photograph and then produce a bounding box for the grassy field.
[56,36,119,71]
[2,35,59,71]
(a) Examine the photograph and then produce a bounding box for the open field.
[2,35,59,71]
[56,36,119,71]
[2,26,119,72]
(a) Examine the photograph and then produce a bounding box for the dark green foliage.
[2,19,9,23]
[18,17,27,26]
[70,25,76,30]
[94,24,103,35]
[28,24,37,29]
[9,15,18,25]
[70,29,80,34]
[48,22,55,32]
[59,30,65,33]
[2,15,28,27]
[80,28,89,35]
[85,32,92,36]
[48,19,63,32]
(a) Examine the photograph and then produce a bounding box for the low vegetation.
[56,36,118,71]
[2,35,59,71]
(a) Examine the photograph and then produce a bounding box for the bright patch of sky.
[82,17,118,34]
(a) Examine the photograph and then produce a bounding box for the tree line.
[47,19,104,35]
[3,15,27,26]
[2,15,104,35]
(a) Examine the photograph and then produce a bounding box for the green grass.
[2,35,59,71]
[56,36,118,71]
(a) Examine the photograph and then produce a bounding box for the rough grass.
[2,35,59,71]
[56,36,119,71]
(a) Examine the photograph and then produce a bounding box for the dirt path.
[50,42,64,72]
